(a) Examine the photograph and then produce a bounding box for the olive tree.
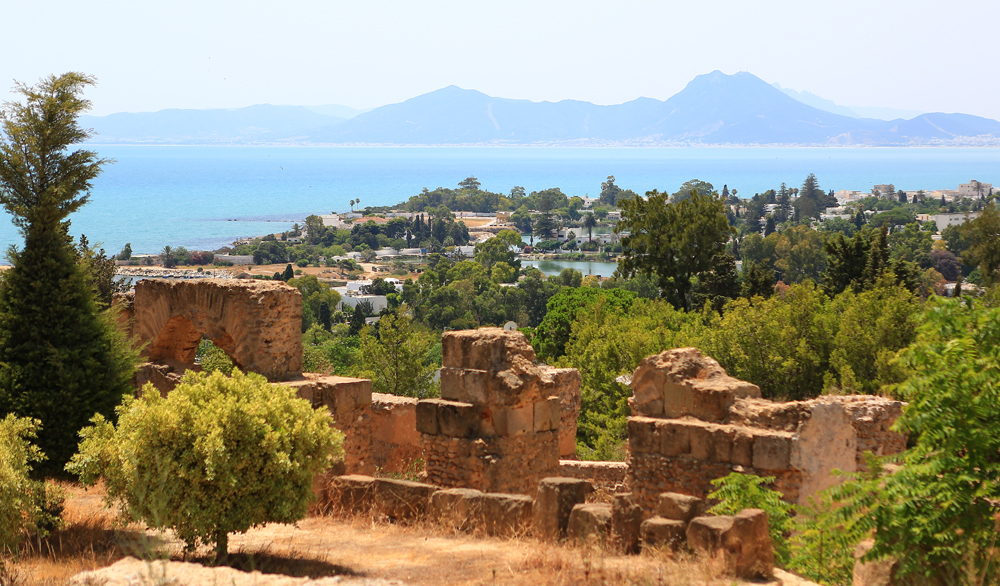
[67,370,342,558]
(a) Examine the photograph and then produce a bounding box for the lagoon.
[521,259,620,277]
[1,145,998,256]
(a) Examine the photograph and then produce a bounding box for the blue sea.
[1,146,998,257]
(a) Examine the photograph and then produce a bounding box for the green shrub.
[67,369,342,558]
[196,339,234,375]
[707,473,793,565]
[0,415,64,550]
[828,297,1000,584]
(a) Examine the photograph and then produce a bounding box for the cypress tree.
[348,304,366,336]
[282,263,294,281]
[0,73,137,476]
[318,301,332,331]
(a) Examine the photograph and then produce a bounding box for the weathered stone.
[790,401,857,502]
[567,503,613,543]
[442,327,536,371]
[629,348,760,421]
[732,429,754,467]
[557,460,628,488]
[533,397,560,432]
[440,367,490,403]
[432,399,480,438]
[533,477,594,541]
[658,419,692,456]
[481,493,533,537]
[429,488,484,532]
[415,399,439,435]
[369,393,421,475]
[687,510,774,580]
[330,475,376,514]
[506,403,534,435]
[628,417,660,453]
[753,431,794,470]
[656,492,706,523]
[132,278,302,381]
[547,367,583,459]
[853,539,900,586]
[640,517,687,551]
[611,493,643,554]
[373,478,437,521]
[690,423,735,463]
[284,375,371,415]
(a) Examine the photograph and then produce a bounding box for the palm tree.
[583,213,597,242]
[349,199,355,212]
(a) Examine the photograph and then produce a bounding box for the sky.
[4,0,999,119]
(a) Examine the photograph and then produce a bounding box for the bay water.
[2,146,998,258]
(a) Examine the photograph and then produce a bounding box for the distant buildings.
[958,180,993,198]
[932,212,982,230]
[874,184,895,197]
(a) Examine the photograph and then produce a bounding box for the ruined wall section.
[626,348,858,513]
[416,328,579,495]
[132,278,302,381]
[283,374,373,475]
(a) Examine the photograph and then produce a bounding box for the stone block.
[732,429,754,467]
[440,367,489,404]
[481,493,534,537]
[658,419,692,457]
[640,517,687,551]
[533,477,594,541]
[415,399,439,435]
[567,503,613,543]
[434,400,480,438]
[533,397,560,432]
[321,377,373,415]
[628,417,660,454]
[373,478,437,521]
[429,488,484,532]
[753,431,794,470]
[330,474,375,514]
[629,348,760,422]
[506,403,534,435]
[689,423,735,463]
[611,493,643,554]
[853,539,899,586]
[441,328,536,370]
[687,510,774,580]
[656,492,706,523]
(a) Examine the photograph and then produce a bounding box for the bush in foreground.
[67,370,343,558]
[0,415,64,551]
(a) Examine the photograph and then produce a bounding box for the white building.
[959,180,993,198]
[320,214,349,229]
[933,212,981,230]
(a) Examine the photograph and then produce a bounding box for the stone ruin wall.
[416,328,581,495]
[626,348,907,513]
[124,278,303,381]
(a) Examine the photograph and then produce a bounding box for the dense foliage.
[707,473,794,565]
[0,415,64,550]
[68,370,342,557]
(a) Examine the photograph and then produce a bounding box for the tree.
[282,263,295,281]
[458,176,481,191]
[774,225,827,283]
[793,173,825,220]
[161,245,177,268]
[617,189,733,310]
[764,215,776,236]
[691,252,740,313]
[670,179,715,203]
[959,202,1000,286]
[0,73,138,476]
[118,242,132,261]
[68,370,341,559]
[474,230,522,271]
[741,261,775,299]
[534,287,637,360]
[355,311,437,398]
[583,213,597,241]
[78,235,130,307]
[348,304,366,336]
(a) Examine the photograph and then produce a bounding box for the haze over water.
[2,146,997,256]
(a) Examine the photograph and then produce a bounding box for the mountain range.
[81,71,1000,146]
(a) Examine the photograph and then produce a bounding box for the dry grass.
[5,484,765,586]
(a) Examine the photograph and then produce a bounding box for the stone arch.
[133,279,302,381]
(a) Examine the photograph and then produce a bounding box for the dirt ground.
[10,486,813,586]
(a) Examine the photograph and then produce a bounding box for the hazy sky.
[4,0,999,119]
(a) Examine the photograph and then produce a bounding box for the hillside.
[82,72,1000,146]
